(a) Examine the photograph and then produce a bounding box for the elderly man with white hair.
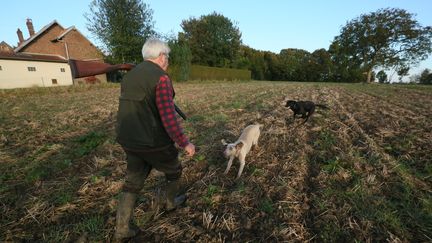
[114,38,195,241]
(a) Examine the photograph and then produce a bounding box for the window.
[27,67,36,72]
[52,79,58,84]
[60,68,65,72]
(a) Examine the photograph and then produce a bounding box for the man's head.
[142,38,170,71]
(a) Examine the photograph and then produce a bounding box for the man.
[114,38,195,240]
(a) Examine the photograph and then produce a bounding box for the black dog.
[285,100,329,123]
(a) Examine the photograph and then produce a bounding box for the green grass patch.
[43,225,70,243]
[25,159,72,183]
[235,181,246,193]
[202,184,220,206]
[74,214,105,238]
[314,129,336,151]
[208,113,229,123]
[188,114,206,124]
[259,198,274,214]
[317,221,350,242]
[322,157,343,174]
[244,164,264,177]
[52,191,74,205]
[74,131,107,157]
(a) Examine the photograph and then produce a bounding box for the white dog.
[221,124,263,178]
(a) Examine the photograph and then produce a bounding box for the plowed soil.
[1,82,431,242]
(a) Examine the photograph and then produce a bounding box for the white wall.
[0,59,73,89]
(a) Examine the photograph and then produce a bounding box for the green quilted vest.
[116,61,173,150]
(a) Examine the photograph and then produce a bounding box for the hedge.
[169,65,251,81]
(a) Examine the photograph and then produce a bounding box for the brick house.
[0,19,106,88]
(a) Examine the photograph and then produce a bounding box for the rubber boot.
[165,180,186,211]
[113,192,138,241]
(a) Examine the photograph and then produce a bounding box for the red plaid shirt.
[155,75,189,148]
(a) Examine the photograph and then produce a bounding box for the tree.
[234,45,268,80]
[331,8,432,82]
[180,12,242,68]
[397,66,410,82]
[376,70,388,83]
[309,49,333,82]
[279,48,312,81]
[419,69,432,84]
[328,41,365,82]
[85,0,155,64]
[263,52,284,81]
[167,34,192,82]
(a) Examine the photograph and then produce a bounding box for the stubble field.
[0,81,431,242]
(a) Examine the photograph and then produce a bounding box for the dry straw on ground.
[1,82,431,242]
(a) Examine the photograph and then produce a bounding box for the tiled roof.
[0,52,67,63]
[14,20,64,52]
[55,26,76,40]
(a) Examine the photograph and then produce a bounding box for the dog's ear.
[235,141,244,150]
[221,139,228,146]
[286,100,294,107]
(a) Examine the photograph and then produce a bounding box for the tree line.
[86,0,432,83]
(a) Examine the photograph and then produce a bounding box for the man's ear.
[235,141,244,150]
[221,139,228,146]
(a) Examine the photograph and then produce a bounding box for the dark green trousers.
[122,145,182,194]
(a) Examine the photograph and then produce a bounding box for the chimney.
[17,28,24,45]
[26,18,35,37]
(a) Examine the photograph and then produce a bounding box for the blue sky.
[1,0,431,80]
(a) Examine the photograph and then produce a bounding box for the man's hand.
[184,143,195,157]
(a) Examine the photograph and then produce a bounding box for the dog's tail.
[316,104,329,109]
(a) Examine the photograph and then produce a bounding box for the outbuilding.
[0,52,73,89]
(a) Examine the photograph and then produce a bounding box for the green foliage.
[189,65,251,81]
[167,37,192,82]
[377,70,388,83]
[330,8,432,82]
[419,68,432,84]
[263,51,284,80]
[309,49,334,82]
[237,46,267,80]
[235,45,335,82]
[279,48,313,81]
[181,12,242,68]
[328,41,366,82]
[85,0,155,64]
